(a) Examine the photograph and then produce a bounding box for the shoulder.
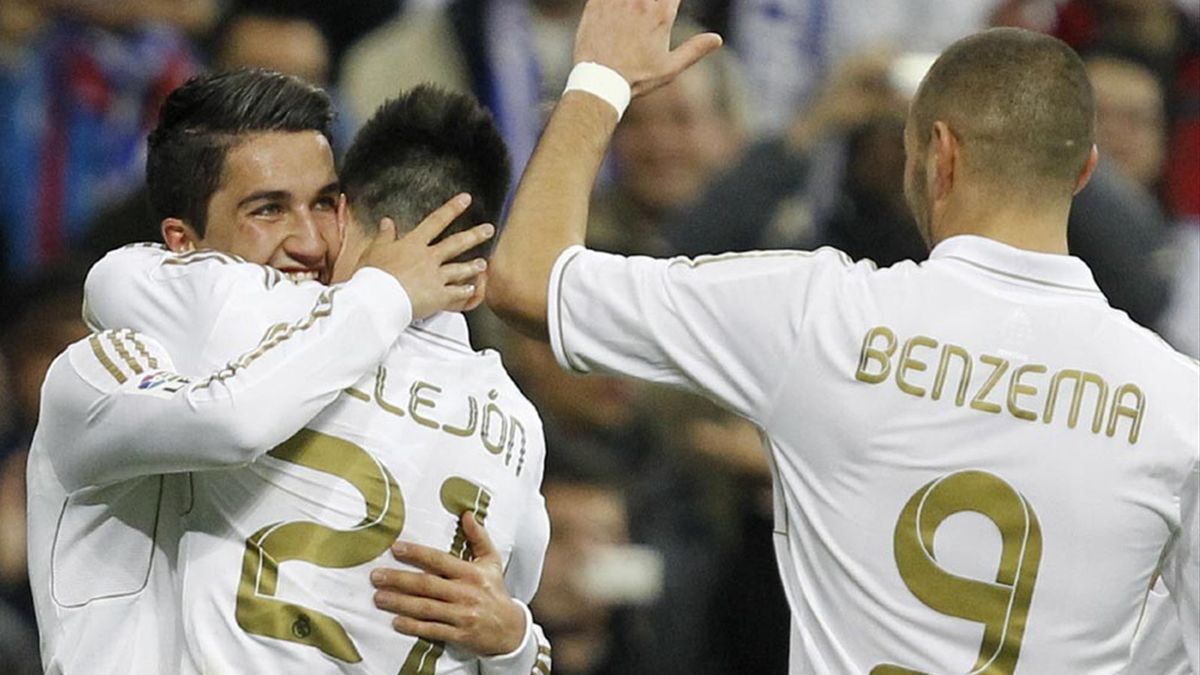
[62,329,176,394]
[88,245,281,294]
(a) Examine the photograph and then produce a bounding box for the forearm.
[488,91,618,339]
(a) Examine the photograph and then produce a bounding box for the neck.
[930,190,1071,255]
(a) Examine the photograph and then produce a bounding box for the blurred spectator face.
[1087,57,1166,190]
[504,332,641,433]
[613,64,743,216]
[217,15,331,86]
[4,285,88,430]
[190,131,341,284]
[533,481,629,630]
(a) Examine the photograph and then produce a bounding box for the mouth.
[280,268,322,283]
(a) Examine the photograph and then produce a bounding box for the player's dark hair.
[910,28,1095,198]
[340,85,511,258]
[146,68,334,236]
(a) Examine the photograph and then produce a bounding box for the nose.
[285,209,329,269]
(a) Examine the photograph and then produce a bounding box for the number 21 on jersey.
[872,470,1043,675]
[234,429,494,673]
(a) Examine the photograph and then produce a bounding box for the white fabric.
[29,245,550,675]
[563,62,631,120]
[548,235,1200,673]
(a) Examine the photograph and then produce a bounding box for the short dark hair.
[146,69,334,235]
[911,28,1095,198]
[340,85,511,257]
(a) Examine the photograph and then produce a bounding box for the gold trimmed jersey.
[546,235,1199,673]
[29,245,551,675]
[29,252,416,675]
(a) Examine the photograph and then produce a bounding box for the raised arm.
[486,0,720,338]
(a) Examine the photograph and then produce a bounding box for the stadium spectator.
[661,51,920,264]
[84,1,355,256]
[341,0,584,187]
[1050,0,1200,221]
[0,1,200,283]
[589,45,747,256]
[1087,54,1169,194]
[726,0,997,133]
[532,468,657,675]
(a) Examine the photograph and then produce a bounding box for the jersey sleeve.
[478,491,552,675]
[547,245,854,421]
[42,272,407,491]
[1161,458,1200,671]
[84,246,408,373]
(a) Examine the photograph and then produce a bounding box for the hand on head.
[572,0,723,98]
[354,194,494,321]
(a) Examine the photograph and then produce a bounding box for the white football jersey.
[29,253,415,675]
[178,313,550,675]
[547,235,1199,674]
[29,245,551,675]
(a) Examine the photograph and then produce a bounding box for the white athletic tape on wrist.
[563,62,632,120]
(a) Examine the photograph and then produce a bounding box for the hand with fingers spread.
[371,513,528,657]
[572,0,723,98]
[355,193,495,322]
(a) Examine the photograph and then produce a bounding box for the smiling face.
[196,131,341,283]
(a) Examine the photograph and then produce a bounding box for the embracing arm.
[49,200,491,490]
[40,308,402,491]
[371,508,553,675]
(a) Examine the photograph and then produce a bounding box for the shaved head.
[909,28,1095,200]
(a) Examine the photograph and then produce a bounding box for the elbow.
[485,267,549,341]
[210,407,285,465]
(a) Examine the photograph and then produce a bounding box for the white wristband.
[563,62,632,120]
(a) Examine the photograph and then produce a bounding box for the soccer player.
[28,73,550,674]
[485,0,1200,671]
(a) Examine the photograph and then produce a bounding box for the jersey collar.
[928,235,1104,296]
[411,311,473,350]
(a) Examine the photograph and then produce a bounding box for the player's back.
[176,313,548,674]
[767,235,1199,672]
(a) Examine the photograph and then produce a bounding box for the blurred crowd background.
[0,0,1197,673]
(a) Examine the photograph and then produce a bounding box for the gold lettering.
[1007,364,1046,422]
[441,396,479,437]
[506,418,527,475]
[1043,370,1108,433]
[856,326,897,384]
[1106,384,1145,445]
[481,390,508,455]
[932,344,973,406]
[896,336,938,398]
[970,355,1009,414]
[374,366,405,418]
[408,381,441,429]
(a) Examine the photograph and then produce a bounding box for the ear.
[1073,144,1100,196]
[336,193,349,241]
[931,121,958,202]
[334,193,350,261]
[161,218,200,253]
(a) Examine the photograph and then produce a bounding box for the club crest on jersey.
[132,371,192,399]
